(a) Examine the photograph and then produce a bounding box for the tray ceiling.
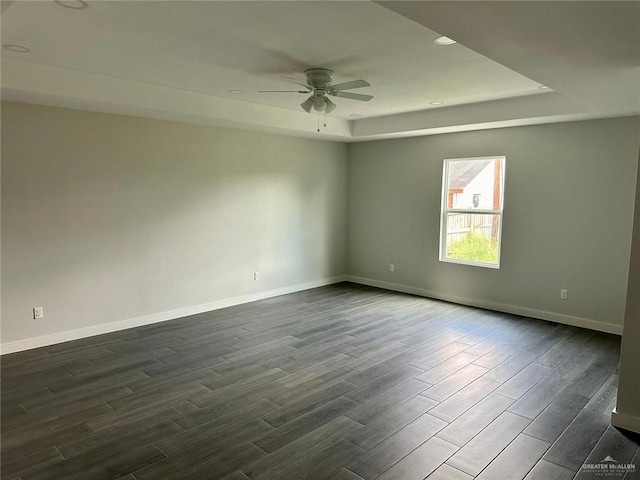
[2,1,639,141]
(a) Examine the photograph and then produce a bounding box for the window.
[439,156,505,268]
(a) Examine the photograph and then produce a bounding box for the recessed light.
[3,44,31,53]
[228,90,244,95]
[434,36,456,45]
[429,101,444,105]
[349,114,362,118]
[538,85,550,90]
[54,0,88,9]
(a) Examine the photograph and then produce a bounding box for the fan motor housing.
[304,68,334,90]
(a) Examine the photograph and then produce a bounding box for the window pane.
[444,213,501,264]
[446,158,503,210]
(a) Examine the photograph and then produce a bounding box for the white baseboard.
[0,276,347,355]
[611,408,640,434]
[346,275,623,335]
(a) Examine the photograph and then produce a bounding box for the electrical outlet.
[33,306,44,319]
[560,289,568,300]
[254,272,260,281]
[389,264,395,272]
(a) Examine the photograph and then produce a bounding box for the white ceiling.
[2,0,639,142]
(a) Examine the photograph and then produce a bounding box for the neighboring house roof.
[449,160,492,190]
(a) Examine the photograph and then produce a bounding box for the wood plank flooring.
[1,283,638,479]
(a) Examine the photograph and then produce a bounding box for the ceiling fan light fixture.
[313,96,326,112]
[324,98,337,114]
[434,35,456,45]
[301,97,314,113]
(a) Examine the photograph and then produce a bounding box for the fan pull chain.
[315,112,328,133]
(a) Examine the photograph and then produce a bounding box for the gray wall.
[1,101,348,344]
[347,117,640,330]
[3,102,639,349]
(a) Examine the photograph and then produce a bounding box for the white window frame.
[439,156,505,269]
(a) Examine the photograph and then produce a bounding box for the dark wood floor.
[2,283,638,480]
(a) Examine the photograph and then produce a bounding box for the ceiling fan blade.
[330,79,370,91]
[281,76,311,89]
[333,91,373,101]
[258,90,311,93]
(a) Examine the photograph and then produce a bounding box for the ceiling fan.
[259,68,373,114]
